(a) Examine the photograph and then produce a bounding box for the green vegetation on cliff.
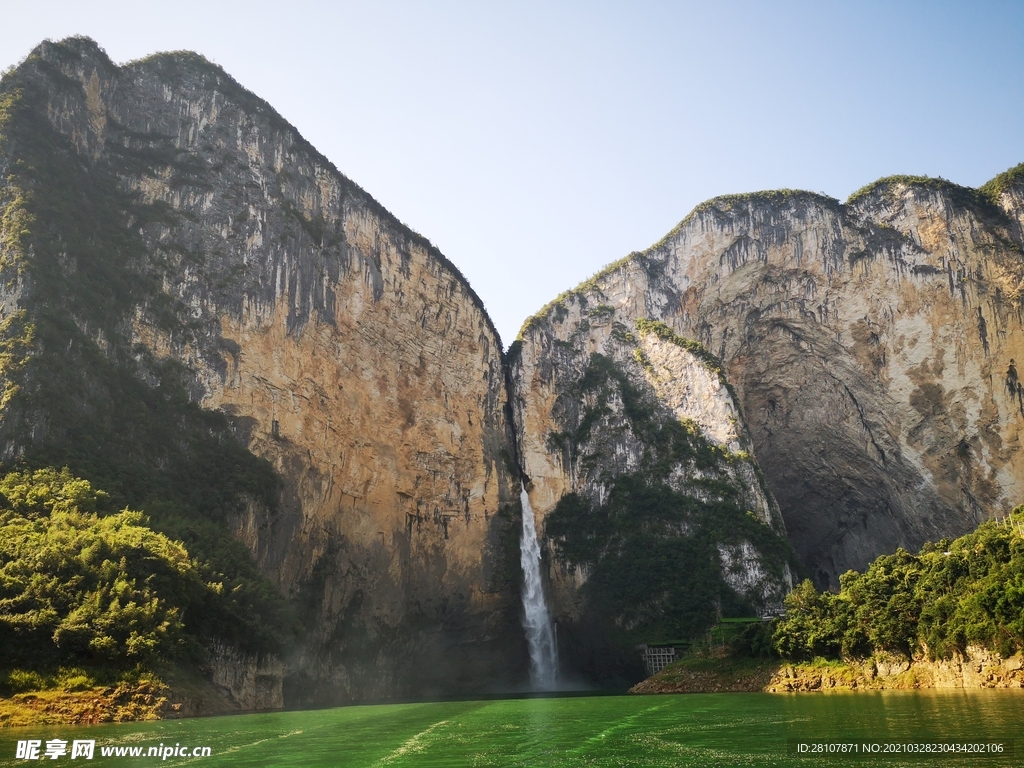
[547,351,723,476]
[0,47,292,670]
[846,174,1018,229]
[980,162,1024,204]
[547,479,792,645]
[634,318,724,381]
[0,469,189,670]
[773,510,1024,661]
[544,351,794,649]
[0,469,284,701]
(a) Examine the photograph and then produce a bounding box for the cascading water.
[519,484,558,689]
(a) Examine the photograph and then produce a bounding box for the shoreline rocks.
[630,647,1024,695]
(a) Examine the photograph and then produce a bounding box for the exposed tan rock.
[765,648,1024,691]
[9,36,1024,702]
[629,648,1024,695]
[208,642,284,711]
[14,37,525,703]
[514,179,1024,587]
[0,671,271,727]
[510,306,793,682]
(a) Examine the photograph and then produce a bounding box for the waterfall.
[519,484,558,689]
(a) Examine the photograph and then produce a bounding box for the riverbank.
[0,670,248,727]
[767,647,1024,692]
[629,647,1024,694]
[629,653,779,694]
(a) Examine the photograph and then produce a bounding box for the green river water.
[1,691,1020,767]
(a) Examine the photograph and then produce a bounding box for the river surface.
[1,690,1020,766]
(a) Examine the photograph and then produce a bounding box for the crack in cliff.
[837,380,888,466]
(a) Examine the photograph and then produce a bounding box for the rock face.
[513,175,1024,587]
[627,648,1024,694]
[510,317,794,683]
[5,35,1024,700]
[0,37,524,703]
[765,648,1024,691]
[208,642,285,711]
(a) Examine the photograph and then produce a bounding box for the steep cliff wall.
[513,173,1024,588]
[510,315,794,683]
[208,642,285,711]
[0,37,525,702]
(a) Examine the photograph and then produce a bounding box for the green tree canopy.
[0,468,255,670]
[774,509,1024,661]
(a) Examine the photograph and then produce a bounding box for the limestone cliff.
[509,316,795,683]
[0,37,524,703]
[208,642,284,711]
[513,171,1024,588]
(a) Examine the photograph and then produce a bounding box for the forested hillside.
[774,509,1024,661]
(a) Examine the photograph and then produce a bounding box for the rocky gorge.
[1,36,1022,710]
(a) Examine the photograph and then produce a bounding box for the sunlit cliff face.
[1,37,526,703]
[512,180,1024,588]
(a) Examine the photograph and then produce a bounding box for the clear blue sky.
[3,1,1022,345]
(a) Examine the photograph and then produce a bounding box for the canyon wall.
[766,648,1024,692]
[0,37,525,702]
[513,174,1024,588]
[510,316,794,683]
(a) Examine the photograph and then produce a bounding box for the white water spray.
[519,484,558,689]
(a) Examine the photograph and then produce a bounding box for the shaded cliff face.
[514,173,1024,588]
[510,315,794,683]
[0,38,524,701]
